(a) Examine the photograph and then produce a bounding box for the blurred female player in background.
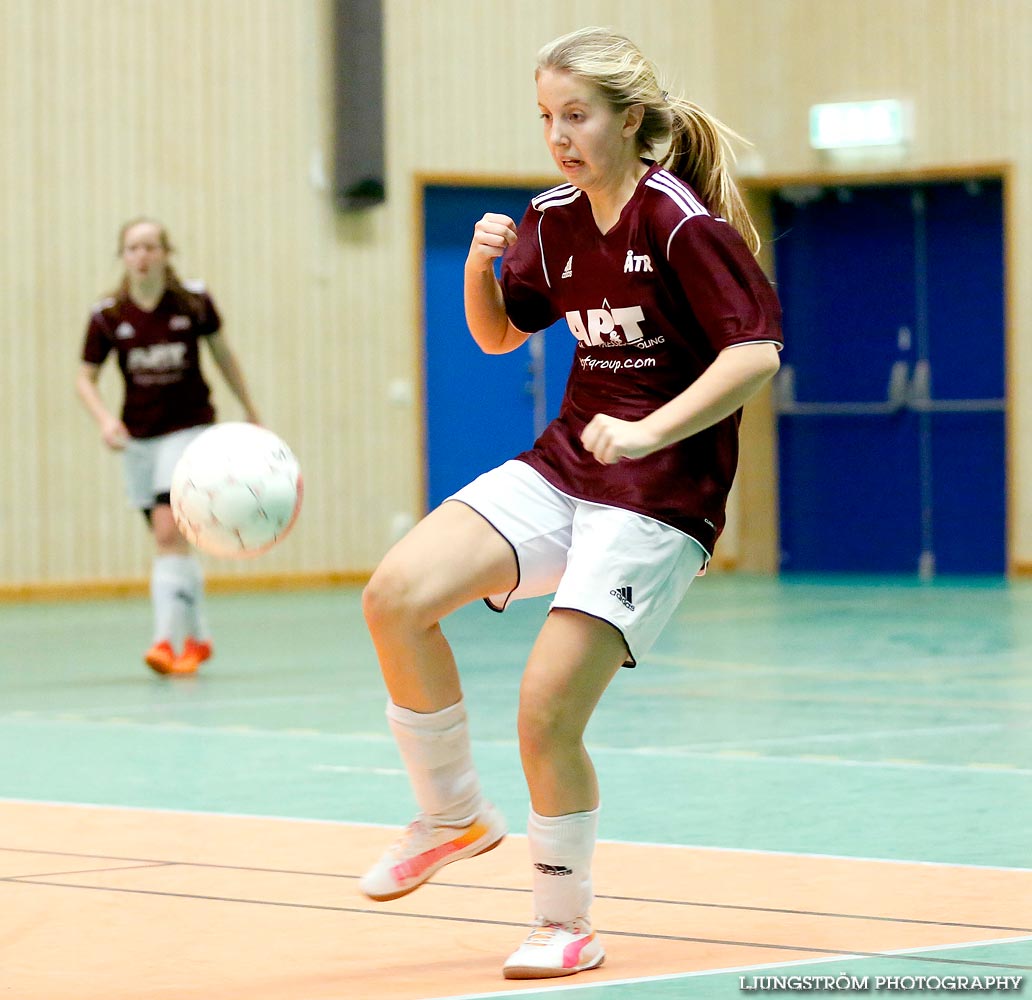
[361,27,782,978]
[75,218,261,676]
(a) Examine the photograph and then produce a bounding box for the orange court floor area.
[2,800,1030,1000]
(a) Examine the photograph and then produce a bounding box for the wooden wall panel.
[3,0,1029,592]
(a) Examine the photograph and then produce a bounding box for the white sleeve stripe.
[645,179,707,224]
[532,186,581,211]
[651,171,709,215]
[666,216,691,259]
[537,214,551,289]
[535,180,574,199]
[645,175,709,221]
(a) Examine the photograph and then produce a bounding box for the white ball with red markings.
[170,423,303,559]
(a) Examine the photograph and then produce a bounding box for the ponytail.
[536,27,762,256]
[662,98,760,255]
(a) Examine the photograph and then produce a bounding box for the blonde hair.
[536,27,760,254]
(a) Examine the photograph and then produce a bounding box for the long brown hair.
[108,217,205,319]
[536,27,760,254]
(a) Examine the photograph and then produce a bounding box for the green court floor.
[2,575,1030,997]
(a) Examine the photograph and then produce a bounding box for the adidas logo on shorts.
[610,585,635,611]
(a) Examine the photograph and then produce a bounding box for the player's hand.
[580,414,660,465]
[466,214,517,273]
[101,417,129,451]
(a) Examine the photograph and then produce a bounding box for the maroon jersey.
[81,282,221,439]
[500,162,782,555]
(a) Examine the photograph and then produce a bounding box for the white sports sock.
[528,807,599,923]
[150,555,193,645]
[386,699,482,826]
[182,554,210,640]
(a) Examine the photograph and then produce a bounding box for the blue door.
[423,184,575,510]
[772,179,1006,575]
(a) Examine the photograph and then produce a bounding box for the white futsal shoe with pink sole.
[359,802,507,901]
[503,916,606,979]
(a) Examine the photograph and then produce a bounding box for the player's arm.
[464,213,532,355]
[75,360,129,450]
[581,342,781,465]
[204,332,261,424]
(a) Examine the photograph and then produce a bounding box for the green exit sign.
[809,100,910,149]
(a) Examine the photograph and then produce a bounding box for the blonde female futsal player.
[76,218,261,676]
[360,27,782,979]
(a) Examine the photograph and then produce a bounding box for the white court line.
[1,715,1029,776]
[1,797,1029,872]
[15,693,335,716]
[652,721,1026,752]
[8,709,1020,750]
[312,764,404,776]
[0,714,392,742]
[422,934,1032,1000]
[590,747,1032,777]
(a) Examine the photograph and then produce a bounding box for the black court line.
[1,862,172,879]
[4,878,1031,972]
[418,883,1032,935]
[1,845,1029,934]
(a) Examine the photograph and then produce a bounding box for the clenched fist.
[580,413,660,465]
[467,214,518,273]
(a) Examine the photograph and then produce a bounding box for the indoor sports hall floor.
[2,575,1030,999]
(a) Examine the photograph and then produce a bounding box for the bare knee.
[151,505,187,551]
[362,560,434,638]
[517,693,583,764]
[361,563,404,633]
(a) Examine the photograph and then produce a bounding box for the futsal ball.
[170,423,303,559]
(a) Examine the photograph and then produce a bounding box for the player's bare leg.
[146,504,210,676]
[504,609,626,979]
[151,504,190,558]
[517,609,626,815]
[358,501,518,900]
[362,500,518,712]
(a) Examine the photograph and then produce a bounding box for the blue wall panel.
[423,185,573,510]
[773,180,1005,575]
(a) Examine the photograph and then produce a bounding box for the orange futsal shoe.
[170,637,213,676]
[144,640,176,675]
[359,803,507,901]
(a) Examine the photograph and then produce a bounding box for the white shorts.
[446,460,707,666]
[122,425,210,510]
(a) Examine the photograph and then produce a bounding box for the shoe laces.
[388,812,484,861]
[525,916,588,945]
[389,815,453,857]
